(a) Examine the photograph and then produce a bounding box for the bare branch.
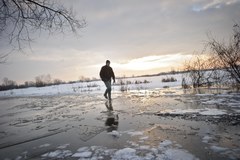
[0,0,86,60]
[207,23,240,84]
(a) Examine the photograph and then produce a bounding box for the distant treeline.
[0,75,100,91]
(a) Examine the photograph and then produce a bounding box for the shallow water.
[0,88,239,159]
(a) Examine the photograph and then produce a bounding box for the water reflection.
[105,101,119,132]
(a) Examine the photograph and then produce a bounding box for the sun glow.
[113,53,191,71]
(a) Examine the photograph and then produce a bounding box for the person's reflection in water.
[105,100,119,132]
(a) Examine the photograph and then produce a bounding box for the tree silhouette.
[0,0,86,62]
[207,24,240,84]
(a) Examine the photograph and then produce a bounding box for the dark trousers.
[104,80,112,99]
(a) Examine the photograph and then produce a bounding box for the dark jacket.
[100,65,115,82]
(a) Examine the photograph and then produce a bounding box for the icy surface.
[41,150,72,158]
[38,143,51,148]
[127,131,144,136]
[210,146,228,153]
[163,148,199,160]
[202,135,212,143]
[199,108,227,115]
[159,140,173,147]
[57,144,70,149]
[113,148,137,159]
[36,132,200,160]
[107,130,121,137]
[72,151,92,158]
[0,74,239,160]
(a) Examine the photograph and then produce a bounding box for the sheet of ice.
[161,109,199,115]
[39,143,51,148]
[38,138,199,160]
[139,145,150,150]
[77,146,89,152]
[15,156,22,160]
[199,108,227,115]
[41,150,72,158]
[113,148,137,159]
[127,141,139,147]
[164,148,199,160]
[107,130,121,137]
[127,131,144,136]
[201,100,223,105]
[57,144,70,149]
[159,140,173,148]
[158,140,199,160]
[140,136,149,140]
[202,135,212,143]
[210,146,228,153]
[196,94,214,96]
[72,151,92,158]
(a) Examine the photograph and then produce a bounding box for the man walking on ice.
[100,60,115,100]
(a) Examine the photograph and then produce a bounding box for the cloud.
[192,0,240,12]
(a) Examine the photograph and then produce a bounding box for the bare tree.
[1,77,17,90]
[207,24,240,84]
[183,55,223,88]
[35,74,52,87]
[0,0,86,61]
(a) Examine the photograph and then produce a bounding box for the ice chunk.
[77,146,89,152]
[164,148,199,160]
[139,145,150,150]
[41,150,72,158]
[199,109,226,115]
[15,156,22,160]
[127,131,144,136]
[42,150,62,158]
[159,140,172,147]
[107,130,121,137]
[140,136,149,140]
[57,143,70,149]
[202,135,212,143]
[113,148,136,159]
[39,143,51,148]
[72,151,92,158]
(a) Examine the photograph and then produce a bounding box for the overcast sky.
[1,0,240,83]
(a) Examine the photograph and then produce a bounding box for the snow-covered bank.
[0,74,184,97]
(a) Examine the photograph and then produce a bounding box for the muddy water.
[0,88,239,159]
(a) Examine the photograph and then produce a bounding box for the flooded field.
[0,88,239,159]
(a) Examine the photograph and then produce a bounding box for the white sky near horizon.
[0,0,240,84]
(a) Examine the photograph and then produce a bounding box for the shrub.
[162,77,177,82]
